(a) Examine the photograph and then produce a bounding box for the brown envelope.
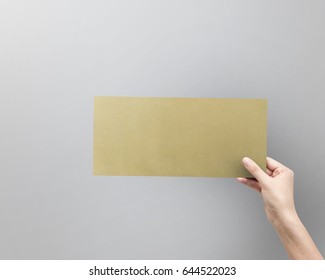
[93,97,267,177]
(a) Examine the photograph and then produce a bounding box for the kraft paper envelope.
[93,97,267,177]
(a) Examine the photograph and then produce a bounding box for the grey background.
[0,0,324,259]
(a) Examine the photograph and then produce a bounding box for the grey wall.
[0,0,324,259]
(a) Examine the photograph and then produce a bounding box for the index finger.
[266,157,286,171]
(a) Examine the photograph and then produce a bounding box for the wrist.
[271,209,300,231]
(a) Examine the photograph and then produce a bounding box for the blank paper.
[93,97,267,177]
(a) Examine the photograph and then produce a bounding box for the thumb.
[242,157,268,183]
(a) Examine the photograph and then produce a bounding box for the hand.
[237,156,323,259]
[237,157,296,225]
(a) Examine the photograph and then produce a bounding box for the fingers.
[237,177,261,192]
[242,157,269,183]
[266,167,273,176]
[266,157,285,171]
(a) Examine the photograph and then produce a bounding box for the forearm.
[272,212,323,260]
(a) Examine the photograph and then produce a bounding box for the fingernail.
[237,177,247,183]
[242,157,252,167]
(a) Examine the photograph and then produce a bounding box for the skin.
[237,157,323,260]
